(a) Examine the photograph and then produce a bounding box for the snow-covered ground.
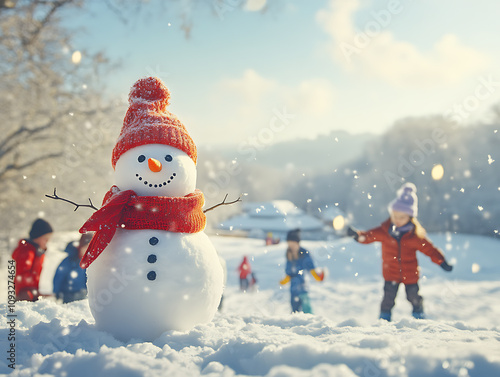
[1,232,500,376]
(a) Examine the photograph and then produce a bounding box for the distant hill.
[209,130,374,173]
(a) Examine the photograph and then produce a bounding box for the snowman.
[79,77,224,341]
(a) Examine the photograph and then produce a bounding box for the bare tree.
[0,0,119,234]
[0,0,108,179]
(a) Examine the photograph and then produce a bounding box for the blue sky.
[65,0,500,147]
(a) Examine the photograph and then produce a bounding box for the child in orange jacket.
[348,183,453,321]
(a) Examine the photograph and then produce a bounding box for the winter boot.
[412,311,425,319]
[299,293,313,314]
[379,311,391,321]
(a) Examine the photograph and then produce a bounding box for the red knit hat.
[111,77,197,168]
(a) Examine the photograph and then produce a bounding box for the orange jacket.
[358,219,445,284]
[11,239,45,297]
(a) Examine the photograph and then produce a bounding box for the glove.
[347,226,359,241]
[280,275,291,285]
[310,269,324,282]
[440,261,453,272]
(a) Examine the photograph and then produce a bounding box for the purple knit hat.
[388,182,418,217]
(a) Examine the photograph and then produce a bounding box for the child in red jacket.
[11,218,53,301]
[348,183,453,321]
[238,256,252,291]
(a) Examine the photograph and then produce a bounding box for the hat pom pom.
[400,182,417,195]
[128,77,170,109]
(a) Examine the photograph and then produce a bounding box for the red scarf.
[79,186,206,269]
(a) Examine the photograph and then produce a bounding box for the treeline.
[284,115,500,236]
[199,113,500,236]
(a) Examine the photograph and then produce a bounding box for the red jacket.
[11,239,45,298]
[358,219,445,284]
[238,257,252,279]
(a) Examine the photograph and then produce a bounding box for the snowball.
[431,164,444,180]
[471,263,480,273]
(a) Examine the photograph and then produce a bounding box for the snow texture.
[1,232,500,376]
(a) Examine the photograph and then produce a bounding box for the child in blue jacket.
[280,229,324,313]
[53,233,92,303]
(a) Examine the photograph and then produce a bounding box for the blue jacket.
[285,247,316,295]
[53,242,87,300]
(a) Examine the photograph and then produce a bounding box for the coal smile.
[135,172,177,188]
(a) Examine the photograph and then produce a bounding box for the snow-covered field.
[1,232,500,376]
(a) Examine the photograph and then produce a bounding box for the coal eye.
[138,155,146,163]
[165,155,173,162]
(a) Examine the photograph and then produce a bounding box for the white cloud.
[218,69,335,118]
[286,79,336,116]
[244,0,267,12]
[210,70,336,143]
[317,0,490,87]
[219,68,277,103]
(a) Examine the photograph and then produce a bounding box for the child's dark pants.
[381,281,423,313]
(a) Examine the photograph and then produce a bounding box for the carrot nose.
[148,158,162,172]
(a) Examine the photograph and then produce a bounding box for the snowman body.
[87,229,222,341]
[86,144,223,341]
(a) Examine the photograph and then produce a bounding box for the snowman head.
[115,144,196,197]
[111,77,198,197]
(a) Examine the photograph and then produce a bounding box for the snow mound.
[1,233,500,376]
[2,302,499,377]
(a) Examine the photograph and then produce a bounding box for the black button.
[147,271,156,281]
[149,237,159,246]
[147,254,157,263]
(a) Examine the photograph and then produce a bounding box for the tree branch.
[204,194,242,214]
[0,151,62,179]
[103,0,130,24]
[45,187,98,211]
[0,117,58,159]
[23,0,73,47]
